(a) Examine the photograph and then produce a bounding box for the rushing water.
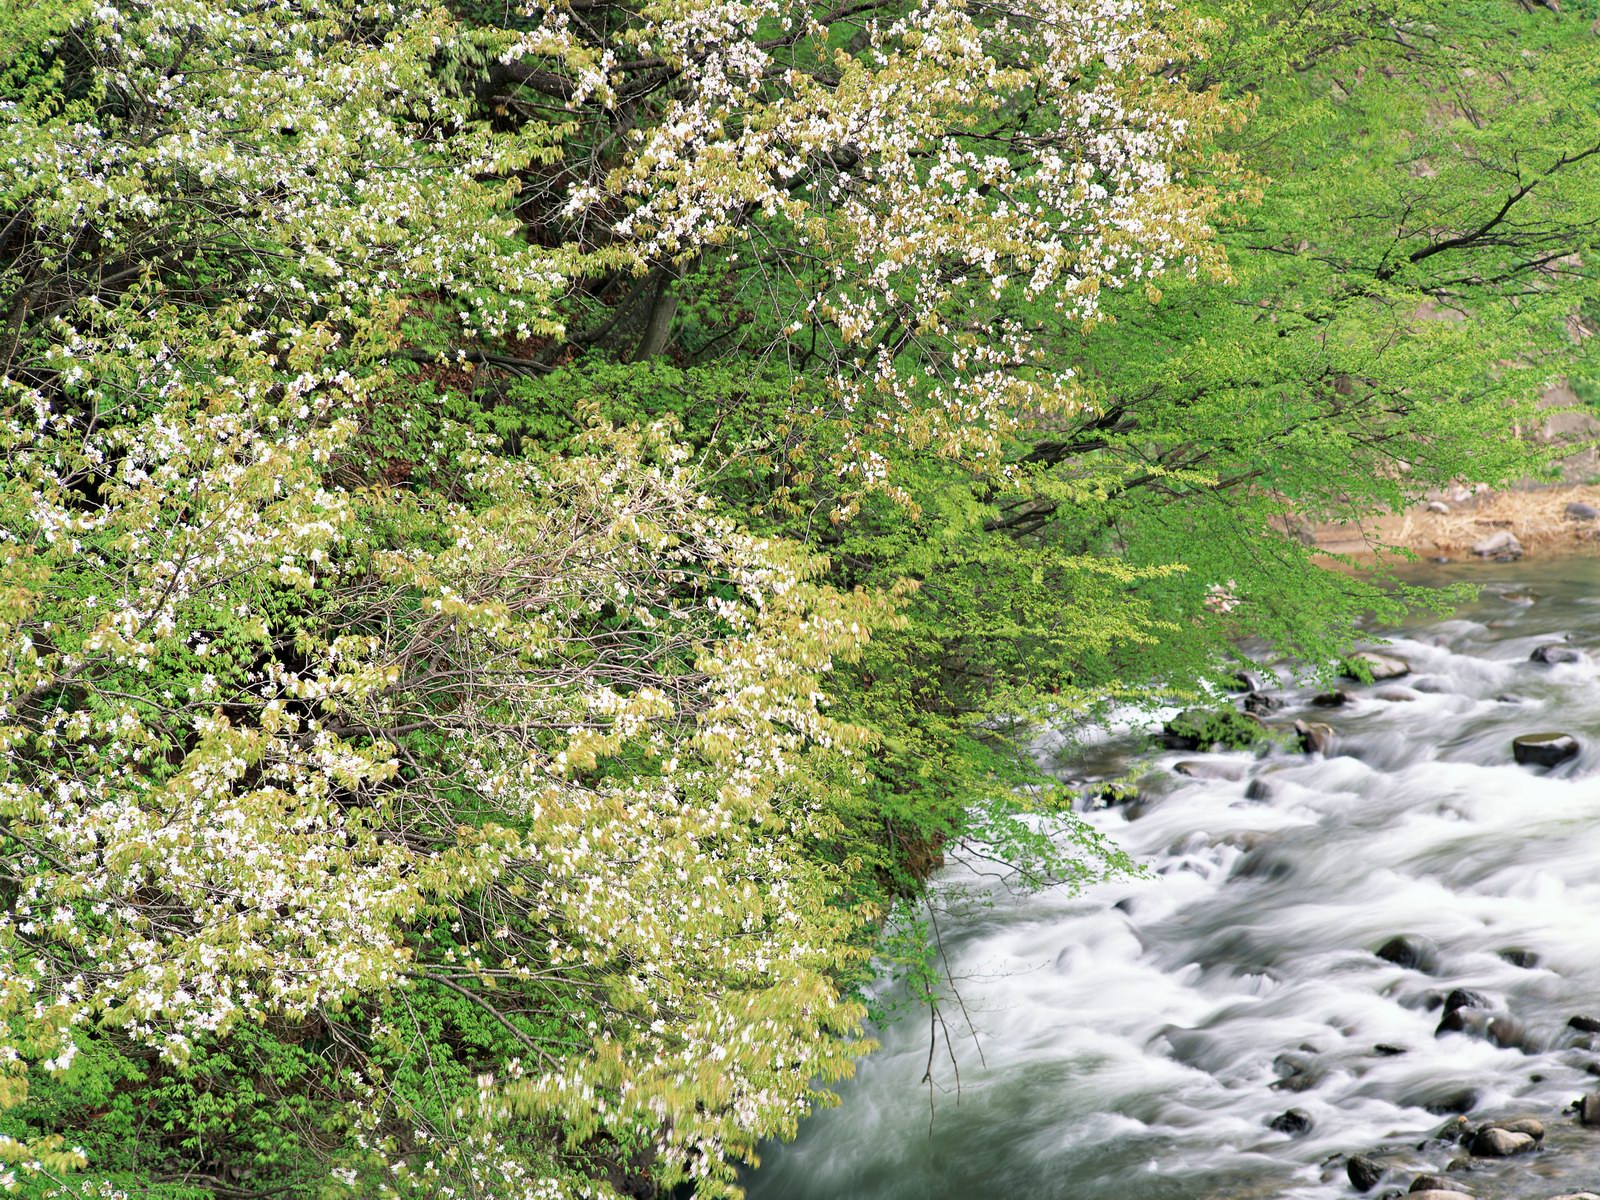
[747,558,1600,1200]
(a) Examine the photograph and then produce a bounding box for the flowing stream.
[746,558,1600,1200]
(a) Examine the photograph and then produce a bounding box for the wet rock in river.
[1416,1086,1481,1116]
[1578,1092,1600,1126]
[1244,777,1275,801]
[1499,947,1540,969]
[1531,643,1583,665]
[1174,759,1246,781]
[1512,732,1580,767]
[1412,676,1451,693]
[1569,1015,1600,1034]
[1242,690,1281,714]
[1231,670,1267,693]
[1348,1154,1387,1192]
[1374,1043,1408,1056]
[1471,530,1523,559]
[1406,1192,1474,1200]
[1295,719,1334,755]
[1312,689,1353,707]
[1376,686,1421,702]
[1377,934,1441,973]
[1444,988,1490,1015]
[1547,1194,1600,1200]
[1469,1127,1536,1157]
[1268,1107,1313,1136]
[1407,1176,1457,1194]
[1343,651,1412,681]
[1481,1116,1543,1141]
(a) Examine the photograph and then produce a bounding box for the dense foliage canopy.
[2,0,1598,1195]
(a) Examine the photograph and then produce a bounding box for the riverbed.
[746,558,1600,1200]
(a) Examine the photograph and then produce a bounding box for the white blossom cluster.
[506,0,1229,493]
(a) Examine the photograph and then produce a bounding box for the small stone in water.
[1569,1015,1600,1034]
[1499,947,1540,969]
[1512,732,1580,768]
[1444,988,1490,1014]
[1578,1092,1600,1126]
[1243,690,1281,714]
[1486,1117,1543,1140]
[1375,1043,1408,1056]
[1377,933,1441,973]
[1311,689,1352,707]
[1348,1154,1387,1192]
[1487,1016,1531,1052]
[1421,1088,1481,1116]
[1469,1127,1536,1157]
[1376,686,1421,701]
[1174,760,1246,781]
[1244,778,1275,801]
[1531,643,1583,665]
[1295,719,1334,755]
[1268,1107,1313,1136]
[1408,1176,1454,1194]
[1343,651,1412,681]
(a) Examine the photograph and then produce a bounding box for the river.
[746,558,1600,1200]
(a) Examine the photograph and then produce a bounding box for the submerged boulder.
[1512,732,1580,768]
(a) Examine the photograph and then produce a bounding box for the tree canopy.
[2,0,1598,1196]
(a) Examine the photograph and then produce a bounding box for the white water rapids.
[746,561,1600,1200]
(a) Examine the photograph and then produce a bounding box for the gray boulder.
[1565,501,1600,520]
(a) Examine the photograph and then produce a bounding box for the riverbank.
[1312,485,1600,561]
